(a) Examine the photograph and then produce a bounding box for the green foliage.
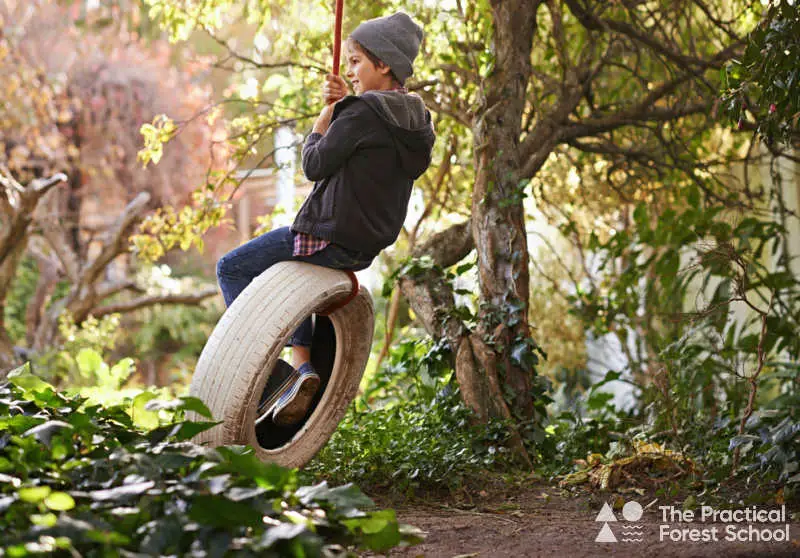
[3,257,38,345]
[722,1,799,145]
[307,390,510,495]
[542,370,633,476]
[0,367,418,556]
[308,335,510,494]
[559,182,800,485]
[131,189,229,263]
[128,293,223,384]
[31,314,126,391]
[730,361,800,484]
[4,256,72,347]
[138,114,177,166]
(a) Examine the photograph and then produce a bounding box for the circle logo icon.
[622,501,643,522]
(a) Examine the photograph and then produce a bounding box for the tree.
[143,0,759,461]
[0,1,218,373]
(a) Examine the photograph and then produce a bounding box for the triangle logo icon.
[595,502,617,522]
[595,523,617,543]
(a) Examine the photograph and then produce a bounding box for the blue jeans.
[216,227,374,347]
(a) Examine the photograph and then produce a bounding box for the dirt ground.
[369,480,800,558]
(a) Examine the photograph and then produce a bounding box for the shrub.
[0,366,420,556]
[307,336,511,494]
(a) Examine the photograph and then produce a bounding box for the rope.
[332,0,344,76]
[317,0,354,317]
[317,270,359,316]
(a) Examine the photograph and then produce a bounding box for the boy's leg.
[218,232,373,426]
[296,242,375,273]
[286,243,372,368]
[266,244,373,426]
[216,226,295,307]
[216,226,319,368]
[288,319,313,368]
[217,226,319,426]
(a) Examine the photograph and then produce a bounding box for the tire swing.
[189,262,373,468]
[190,0,371,468]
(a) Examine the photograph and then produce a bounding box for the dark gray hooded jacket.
[292,91,435,256]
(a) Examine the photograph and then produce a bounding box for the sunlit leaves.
[138,114,178,166]
[131,189,228,263]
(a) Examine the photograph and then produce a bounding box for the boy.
[216,12,435,426]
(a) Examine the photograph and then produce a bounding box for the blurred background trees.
[1,0,220,380]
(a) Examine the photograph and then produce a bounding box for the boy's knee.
[216,255,232,280]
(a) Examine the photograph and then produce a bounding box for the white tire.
[189,261,374,468]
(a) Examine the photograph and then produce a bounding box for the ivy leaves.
[0,371,417,556]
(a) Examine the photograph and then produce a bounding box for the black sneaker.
[257,362,320,426]
[255,359,295,426]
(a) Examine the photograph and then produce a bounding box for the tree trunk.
[0,239,30,375]
[398,221,535,466]
[0,173,66,375]
[463,0,541,422]
[396,2,545,464]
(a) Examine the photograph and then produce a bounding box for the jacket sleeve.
[302,101,371,181]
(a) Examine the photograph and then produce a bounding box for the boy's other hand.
[323,74,349,105]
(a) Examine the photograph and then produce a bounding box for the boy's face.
[345,43,393,95]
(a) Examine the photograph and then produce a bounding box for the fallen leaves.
[559,441,695,490]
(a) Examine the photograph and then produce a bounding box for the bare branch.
[414,87,471,128]
[91,287,218,318]
[206,31,327,74]
[24,238,61,346]
[408,134,458,244]
[80,192,151,287]
[0,170,25,194]
[31,173,68,193]
[95,279,145,300]
[563,0,743,70]
[38,192,80,283]
[0,171,67,265]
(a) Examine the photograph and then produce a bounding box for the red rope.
[317,270,359,316]
[316,1,353,317]
[332,0,344,76]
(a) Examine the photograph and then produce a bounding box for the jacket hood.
[359,91,435,179]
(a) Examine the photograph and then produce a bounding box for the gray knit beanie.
[349,12,423,84]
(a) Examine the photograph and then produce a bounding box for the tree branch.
[400,220,474,348]
[207,31,327,74]
[412,220,474,266]
[414,87,471,128]
[90,287,218,319]
[80,191,151,287]
[38,192,80,283]
[95,279,145,300]
[562,101,711,141]
[563,0,742,70]
[0,170,67,266]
